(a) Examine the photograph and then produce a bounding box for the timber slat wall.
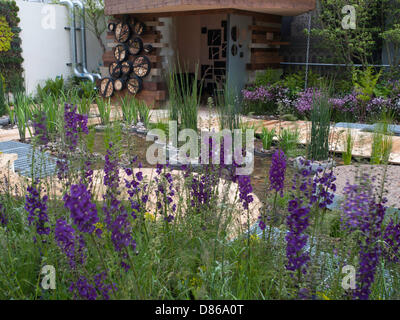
[101,15,167,108]
[247,14,288,71]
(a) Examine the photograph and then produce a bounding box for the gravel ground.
[332,165,400,209]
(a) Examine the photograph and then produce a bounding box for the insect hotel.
[100,0,316,107]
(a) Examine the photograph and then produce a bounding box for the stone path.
[2,105,400,164]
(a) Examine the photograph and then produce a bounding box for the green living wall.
[0,0,24,95]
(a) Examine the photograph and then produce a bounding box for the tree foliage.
[0,16,13,52]
[81,0,107,53]
[311,0,384,66]
[381,0,400,70]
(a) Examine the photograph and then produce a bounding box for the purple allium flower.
[269,149,287,197]
[63,184,100,235]
[64,104,89,151]
[25,182,50,236]
[33,112,49,145]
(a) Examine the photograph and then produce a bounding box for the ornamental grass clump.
[342,128,354,165]
[308,90,331,161]
[14,92,32,142]
[261,127,276,151]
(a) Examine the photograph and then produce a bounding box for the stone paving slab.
[241,118,400,165]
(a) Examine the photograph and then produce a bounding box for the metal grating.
[0,141,57,178]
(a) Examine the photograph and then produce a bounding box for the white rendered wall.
[16,0,104,96]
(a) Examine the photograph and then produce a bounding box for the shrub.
[254,68,282,87]
[95,97,111,126]
[278,127,300,156]
[166,64,200,131]
[0,73,6,116]
[36,76,65,101]
[120,95,138,126]
[342,128,354,165]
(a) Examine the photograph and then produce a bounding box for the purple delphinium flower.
[83,160,94,185]
[341,180,374,231]
[0,202,7,227]
[124,164,148,218]
[102,145,137,269]
[64,103,89,151]
[93,272,116,300]
[25,182,50,236]
[110,209,136,253]
[103,143,124,228]
[237,175,253,210]
[269,149,287,197]
[154,163,176,222]
[56,154,69,181]
[33,112,49,145]
[284,160,336,278]
[382,219,400,262]
[340,174,387,300]
[54,219,86,268]
[69,276,98,300]
[63,184,101,235]
[285,198,311,275]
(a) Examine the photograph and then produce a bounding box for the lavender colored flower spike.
[340,174,391,300]
[25,182,50,236]
[69,276,97,300]
[63,184,100,235]
[0,202,8,227]
[237,175,253,210]
[55,219,79,268]
[64,103,89,151]
[269,149,287,197]
[285,198,310,275]
[33,112,49,145]
[94,272,116,300]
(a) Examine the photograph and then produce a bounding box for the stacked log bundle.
[100,16,167,108]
